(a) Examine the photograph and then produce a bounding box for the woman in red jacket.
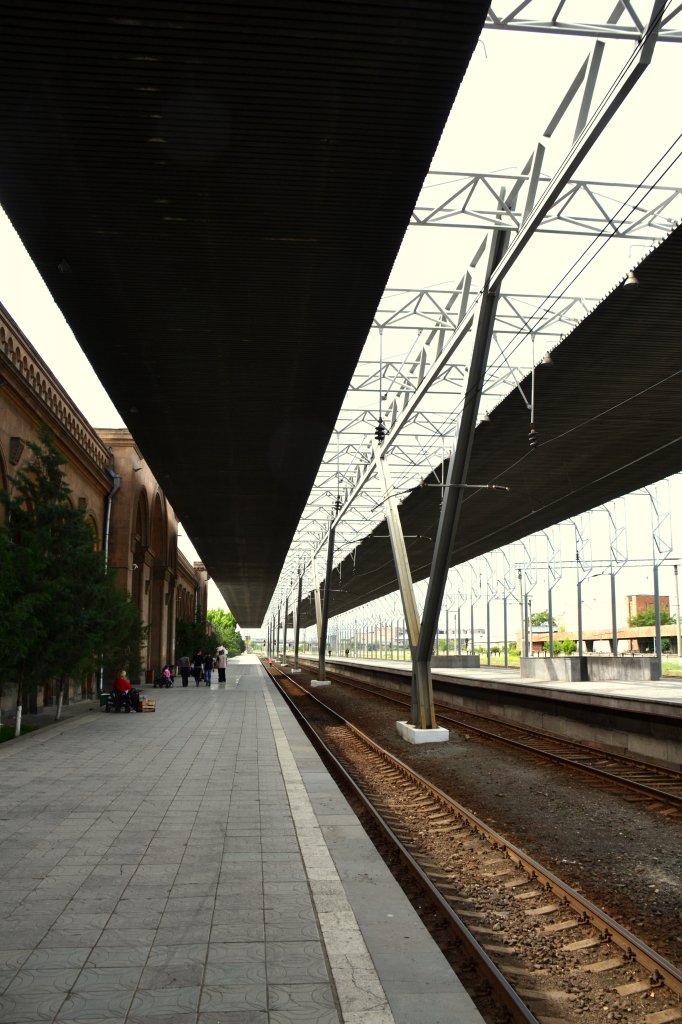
[113,670,140,711]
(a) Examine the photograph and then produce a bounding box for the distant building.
[626,594,670,620]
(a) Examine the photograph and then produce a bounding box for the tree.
[628,608,676,627]
[175,616,212,661]
[530,610,557,627]
[0,425,145,731]
[207,608,245,656]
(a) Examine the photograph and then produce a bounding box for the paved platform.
[320,656,682,707]
[0,655,484,1024]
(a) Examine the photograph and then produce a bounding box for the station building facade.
[0,304,208,713]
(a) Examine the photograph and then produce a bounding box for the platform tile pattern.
[0,656,483,1024]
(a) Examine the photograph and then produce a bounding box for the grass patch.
[0,723,37,743]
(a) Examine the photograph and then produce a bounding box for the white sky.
[1,4,681,631]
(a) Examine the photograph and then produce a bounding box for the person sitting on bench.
[113,670,141,711]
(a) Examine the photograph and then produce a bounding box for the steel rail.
[263,661,540,1024]
[320,670,682,810]
[264,659,682,1001]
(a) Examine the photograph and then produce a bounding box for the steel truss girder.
[372,290,596,334]
[485,1,682,42]
[411,173,682,236]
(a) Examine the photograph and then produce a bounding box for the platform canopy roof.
[0,0,490,626]
[296,225,682,627]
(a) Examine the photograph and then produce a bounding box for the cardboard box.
[140,699,156,712]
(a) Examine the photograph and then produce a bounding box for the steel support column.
[312,554,323,657]
[671,569,675,655]
[524,592,530,657]
[611,573,618,656]
[282,596,289,663]
[317,526,336,683]
[294,572,303,670]
[413,218,510,713]
[653,562,662,669]
[373,441,425,724]
[276,608,281,660]
[486,599,491,665]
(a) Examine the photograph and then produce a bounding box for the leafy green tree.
[0,425,145,731]
[98,587,147,685]
[174,616,212,661]
[628,608,675,627]
[207,608,245,656]
[530,610,557,627]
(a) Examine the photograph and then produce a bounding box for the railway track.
[320,669,682,816]
[265,661,682,1024]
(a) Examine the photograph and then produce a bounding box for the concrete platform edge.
[264,678,485,1024]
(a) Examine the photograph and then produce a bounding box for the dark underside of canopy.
[0,0,489,626]
[298,225,682,627]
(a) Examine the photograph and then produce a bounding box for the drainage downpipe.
[99,468,122,694]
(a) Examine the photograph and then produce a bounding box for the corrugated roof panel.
[0,0,489,624]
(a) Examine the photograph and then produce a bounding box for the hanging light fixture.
[375,326,386,444]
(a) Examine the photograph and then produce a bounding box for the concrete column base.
[396,721,449,744]
[311,680,331,688]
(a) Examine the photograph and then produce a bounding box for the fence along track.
[323,670,682,815]
[265,661,682,1024]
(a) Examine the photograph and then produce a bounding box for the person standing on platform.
[216,646,227,683]
[178,654,191,687]
[203,652,214,686]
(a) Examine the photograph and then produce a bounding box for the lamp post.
[628,486,673,669]
[565,517,592,659]
[674,565,682,662]
[518,568,525,658]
